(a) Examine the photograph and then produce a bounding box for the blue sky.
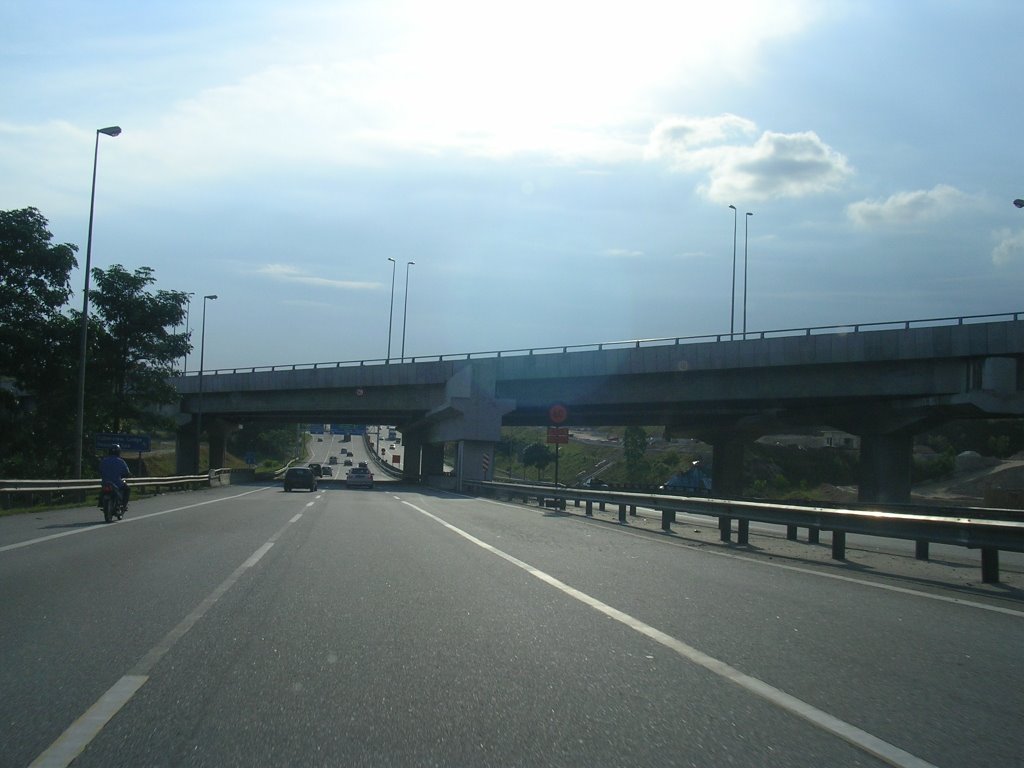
[2,0,1022,370]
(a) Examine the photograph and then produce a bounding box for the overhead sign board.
[546,427,569,445]
[94,433,151,453]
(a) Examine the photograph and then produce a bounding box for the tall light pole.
[73,125,122,478]
[728,205,737,340]
[400,260,415,362]
[743,211,753,338]
[195,294,218,473]
[386,257,397,362]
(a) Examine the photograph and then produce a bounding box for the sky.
[2,0,1022,371]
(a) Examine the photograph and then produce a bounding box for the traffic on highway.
[1,457,1021,767]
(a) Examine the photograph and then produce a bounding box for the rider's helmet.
[108,444,121,456]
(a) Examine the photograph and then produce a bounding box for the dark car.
[581,477,609,489]
[321,465,333,477]
[284,466,318,492]
[343,459,352,466]
[308,462,323,477]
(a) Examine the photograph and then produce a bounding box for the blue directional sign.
[94,433,151,453]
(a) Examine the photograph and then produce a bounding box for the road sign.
[94,433,151,453]
[546,427,569,444]
[548,403,568,424]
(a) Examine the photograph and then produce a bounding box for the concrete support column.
[710,434,745,497]
[208,419,228,471]
[401,433,423,482]
[858,432,913,503]
[421,442,445,479]
[456,440,495,491]
[176,420,198,476]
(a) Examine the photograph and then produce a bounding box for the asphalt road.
[1,479,1021,767]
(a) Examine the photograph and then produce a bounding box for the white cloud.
[991,228,1024,266]
[846,185,970,229]
[258,264,380,291]
[605,248,644,259]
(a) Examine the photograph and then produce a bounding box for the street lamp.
[728,205,737,339]
[400,260,415,362]
[195,294,218,473]
[73,125,122,478]
[386,257,396,362]
[743,211,753,338]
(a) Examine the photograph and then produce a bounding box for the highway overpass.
[174,313,1024,501]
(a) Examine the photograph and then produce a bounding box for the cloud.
[258,264,380,291]
[604,248,644,259]
[647,118,852,203]
[846,185,969,229]
[992,228,1024,266]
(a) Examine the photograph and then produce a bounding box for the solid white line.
[0,487,272,554]
[475,496,1024,619]
[29,675,147,768]
[404,500,938,768]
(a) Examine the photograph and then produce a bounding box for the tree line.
[0,207,189,478]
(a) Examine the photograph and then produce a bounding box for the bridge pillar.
[710,434,745,497]
[421,442,445,478]
[176,420,198,475]
[858,432,913,503]
[456,440,495,490]
[208,419,230,471]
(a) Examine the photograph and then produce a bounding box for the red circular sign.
[548,403,568,424]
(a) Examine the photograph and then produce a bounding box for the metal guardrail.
[0,470,231,509]
[467,481,1024,584]
[178,310,1023,376]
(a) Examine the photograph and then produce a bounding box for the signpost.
[546,426,569,492]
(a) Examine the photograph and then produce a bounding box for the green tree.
[521,442,553,481]
[623,426,649,482]
[87,265,190,434]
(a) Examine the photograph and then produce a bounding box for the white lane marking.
[0,487,272,554]
[291,513,304,523]
[404,500,938,768]
[475,495,1024,619]
[29,512,303,767]
[29,675,147,768]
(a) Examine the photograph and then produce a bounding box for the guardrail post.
[737,519,749,545]
[981,548,1000,583]
[618,504,627,523]
[786,525,798,541]
[585,500,593,517]
[831,531,846,560]
[719,516,732,542]
[661,509,672,532]
[807,527,820,544]
[629,505,637,517]
[915,540,930,561]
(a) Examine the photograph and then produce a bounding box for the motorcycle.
[99,482,127,523]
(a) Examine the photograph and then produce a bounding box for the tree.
[623,426,649,482]
[521,442,553,481]
[87,265,190,434]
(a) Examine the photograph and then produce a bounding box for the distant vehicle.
[388,444,396,450]
[346,466,374,489]
[284,466,318,492]
[660,462,712,494]
[321,465,333,477]
[316,437,323,442]
[328,456,338,465]
[581,477,609,489]
[308,462,323,477]
[343,459,353,466]
[358,461,368,468]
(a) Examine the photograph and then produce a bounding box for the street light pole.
[743,211,753,338]
[73,125,121,478]
[195,294,218,473]
[728,205,737,340]
[386,257,396,362]
[400,260,415,362]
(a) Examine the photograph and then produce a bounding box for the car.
[581,477,609,489]
[328,456,338,465]
[345,466,374,489]
[343,458,352,466]
[321,465,333,476]
[308,462,323,477]
[283,466,318,492]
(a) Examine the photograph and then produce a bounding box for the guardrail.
[466,481,1024,584]
[177,310,1023,376]
[0,469,231,510]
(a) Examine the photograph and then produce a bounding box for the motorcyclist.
[99,444,131,510]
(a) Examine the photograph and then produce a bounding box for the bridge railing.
[177,310,1023,376]
[465,480,1024,584]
